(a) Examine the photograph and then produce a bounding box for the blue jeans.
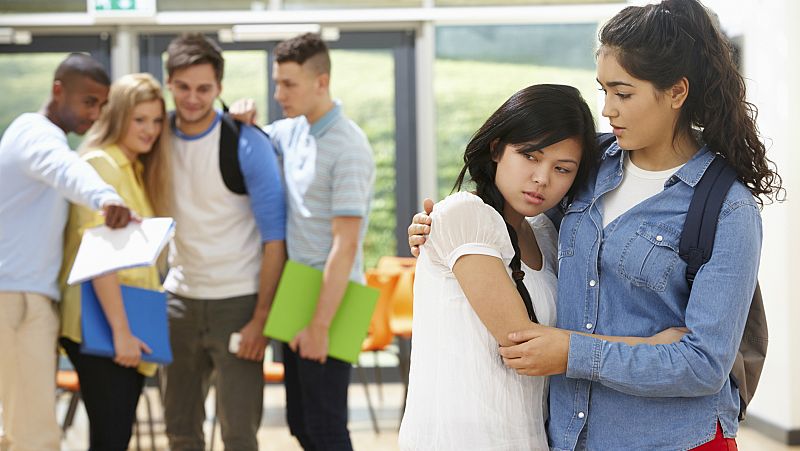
[283,343,353,451]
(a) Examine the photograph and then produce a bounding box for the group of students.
[0,32,375,451]
[403,0,781,450]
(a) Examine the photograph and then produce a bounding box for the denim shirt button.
[585,323,593,330]
[589,279,597,287]
[578,411,585,419]
[656,235,663,242]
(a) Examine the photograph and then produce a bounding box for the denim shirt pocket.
[618,221,681,292]
[558,200,592,260]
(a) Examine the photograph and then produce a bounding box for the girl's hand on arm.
[408,198,434,257]
[496,325,688,377]
[499,326,571,376]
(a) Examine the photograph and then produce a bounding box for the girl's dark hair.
[453,84,598,322]
[599,0,783,205]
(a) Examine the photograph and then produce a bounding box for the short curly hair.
[274,33,330,75]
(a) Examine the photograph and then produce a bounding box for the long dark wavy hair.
[453,84,598,322]
[599,0,783,205]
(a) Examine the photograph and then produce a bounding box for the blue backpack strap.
[678,156,739,285]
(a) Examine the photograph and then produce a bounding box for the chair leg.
[208,403,217,451]
[356,365,380,434]
[396,337,411,427]
[372,351,383,404]
[62,392,81,433]
[133,416,142,451]
[142,389,156,450]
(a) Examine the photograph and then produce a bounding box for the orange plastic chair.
[263,361,285,383]
[376,256,417,273]
[363,270,400,352]
[388,269,414,340]
[376,261,415,418]
[56,370,81,433]
[355,269,401,434]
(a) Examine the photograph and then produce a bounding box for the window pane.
[1,0,84,13]
[329,49,396,269]
[283,0,420,9]
[0,52,85,149]
[436,0,621,6]
[157,0,264,11]
[435,24,598,198]
[220,51,269,119]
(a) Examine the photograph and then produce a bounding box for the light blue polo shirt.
[266,102,375,283]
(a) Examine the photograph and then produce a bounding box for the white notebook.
[67,217,175,285]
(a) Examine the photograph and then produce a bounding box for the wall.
[736,0,800,442]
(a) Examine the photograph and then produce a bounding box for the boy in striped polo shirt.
[266,33,376,450]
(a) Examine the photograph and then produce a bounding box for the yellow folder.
[263,260,379,364]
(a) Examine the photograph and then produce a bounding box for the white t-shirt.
[164,117,261,299]
[602,153,684,228]
[399,192,556,451]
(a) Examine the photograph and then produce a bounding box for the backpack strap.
[678,155,767,421]
[169,108,248,195]
[678,156,738,285]
[219,111,248,195]
[168,110,177,136]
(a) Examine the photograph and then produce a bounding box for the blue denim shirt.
[548,143,761,451]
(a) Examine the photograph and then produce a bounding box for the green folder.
[263,260,379,364]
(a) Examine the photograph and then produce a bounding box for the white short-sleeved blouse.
[399,192,558,451]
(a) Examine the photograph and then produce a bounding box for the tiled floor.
[57,377,799,451]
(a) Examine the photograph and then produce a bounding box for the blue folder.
[80,282,172,364]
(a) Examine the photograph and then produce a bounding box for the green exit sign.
[95,0,137,10]
[87,0,155,19]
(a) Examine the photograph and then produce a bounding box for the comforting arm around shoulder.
[238,127,286,243]
[428,193,534,346]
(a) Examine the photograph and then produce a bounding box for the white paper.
[67,217,175,285]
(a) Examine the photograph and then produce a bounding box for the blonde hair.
[82,73,172,216]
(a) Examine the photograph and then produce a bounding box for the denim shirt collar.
[602,142,717,189]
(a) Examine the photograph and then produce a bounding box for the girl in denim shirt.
[498,1,783,450]
[410,0,782,449]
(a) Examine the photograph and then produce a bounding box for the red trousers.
[689,423,738,451]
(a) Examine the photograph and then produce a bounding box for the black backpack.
[168,109,250,195]
[598,133,767,420]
